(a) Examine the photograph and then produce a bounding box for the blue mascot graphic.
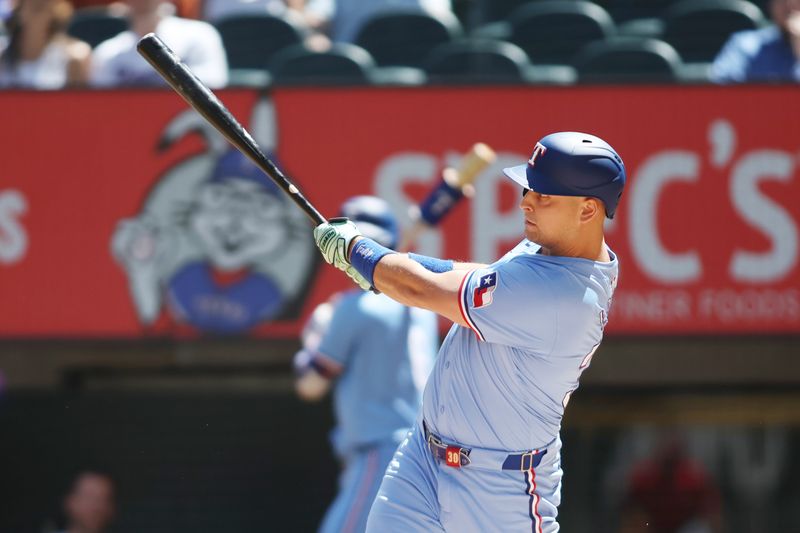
[112,97,314,334]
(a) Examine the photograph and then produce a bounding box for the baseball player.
[293,196,439,533]
[313,132,625,532]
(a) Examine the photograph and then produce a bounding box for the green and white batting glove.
[313,218,372,291]
[344,265,372,292]
[313,218,361,271]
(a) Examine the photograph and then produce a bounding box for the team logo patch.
[473,272,498,308]
[527,142,547,167]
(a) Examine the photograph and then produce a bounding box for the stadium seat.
[508,1,616,65]
[662,0,766,63]
[214,15,304,71]
[473,0,537,23]
[67,8,129,48]
[354,11,462,68]
[573,37,682,83]
[268,43,374,85]
[424,39,531,83]
[600,0,676,23]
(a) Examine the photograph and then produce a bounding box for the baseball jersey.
[89,16,228,88]
[315,290,438,457]
[423,239,618,451]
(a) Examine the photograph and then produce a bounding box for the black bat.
[136,33,326,225]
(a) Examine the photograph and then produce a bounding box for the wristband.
[350,238,395,287]
[418,179,464,225]
[408,253,454,273]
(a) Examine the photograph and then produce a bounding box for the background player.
[314,131,625,531]
[293,195,439,533]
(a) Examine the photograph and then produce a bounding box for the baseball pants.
[366,422,563,532]
[319,440,399,533]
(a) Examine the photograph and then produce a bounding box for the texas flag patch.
[473,272,498,308]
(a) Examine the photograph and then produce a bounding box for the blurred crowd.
[0,0,797,89]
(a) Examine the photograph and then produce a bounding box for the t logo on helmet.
[527,143,547,167]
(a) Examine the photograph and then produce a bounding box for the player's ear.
[579,198,600,223]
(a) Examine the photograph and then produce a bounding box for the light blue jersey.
[368,239,617,532]
[315,290,438,457]
[424,239,617,451]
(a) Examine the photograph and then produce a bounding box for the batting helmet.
[503,132,626,218]
[340,196,399,248]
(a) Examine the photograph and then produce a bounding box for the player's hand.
[313,218,361,271]
[344,265,371,291]
[314,218,372,291]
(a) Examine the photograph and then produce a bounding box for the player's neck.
[540,236,609,262]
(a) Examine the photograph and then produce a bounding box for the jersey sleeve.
[88,39,119,88]
[457,259,558,352]
[709,32,750,83]
[184,22,229,88]
[314,293,361,373]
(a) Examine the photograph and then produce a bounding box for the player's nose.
[519,189,534,211]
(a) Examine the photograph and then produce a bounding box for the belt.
[423,421,549,471]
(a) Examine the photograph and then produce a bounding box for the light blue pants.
[366,422,563,532]
[319,441,400,533]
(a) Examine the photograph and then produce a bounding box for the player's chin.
[523,222,539,241]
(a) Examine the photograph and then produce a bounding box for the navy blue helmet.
[503,132,626,218]
[340,195,399,248]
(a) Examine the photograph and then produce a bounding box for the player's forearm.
[373,254,467,325]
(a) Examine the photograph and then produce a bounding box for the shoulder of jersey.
[94,30,137,56]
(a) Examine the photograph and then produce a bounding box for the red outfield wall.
[0,86,798,337]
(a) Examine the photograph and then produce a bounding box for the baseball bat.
[136,33,326,225]
[398,143,496,252]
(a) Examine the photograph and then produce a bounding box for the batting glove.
[344,265,372,291]
[314,218,360,270]
[314,219,371,291]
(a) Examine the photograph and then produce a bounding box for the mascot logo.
[111,97,315,334]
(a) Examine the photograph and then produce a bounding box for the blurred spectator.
[56,471,116,533]
[89,0,227,87]
[68,0,201,18]
[711,0,800,82]
[300,0,452,44]
[619,437,723,533]
[0,0,91,88]
[202,0,305,23]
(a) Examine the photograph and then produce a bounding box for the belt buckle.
[519,449,546,471]
[427,432,444,449]
[427,431,471,468]
[520,452,534,471]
